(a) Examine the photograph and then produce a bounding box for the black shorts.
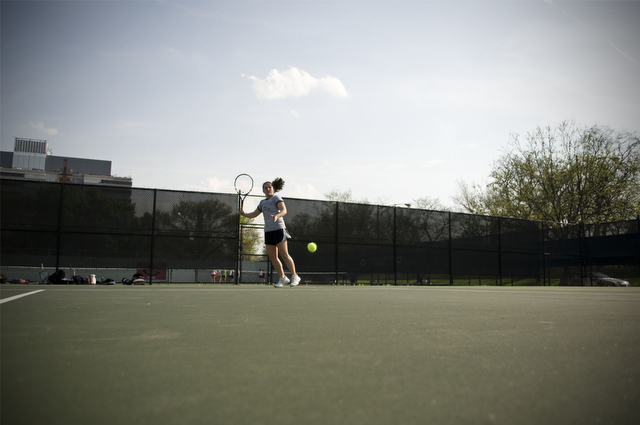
[265,229,291,246]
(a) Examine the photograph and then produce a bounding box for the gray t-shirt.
[258,195,286,232]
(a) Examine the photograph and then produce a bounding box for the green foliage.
[455,121,640,226]
[239,215,261,257]
[154,199,237,262]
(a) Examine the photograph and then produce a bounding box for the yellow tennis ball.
[307,242,317,252]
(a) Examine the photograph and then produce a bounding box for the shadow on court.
[1,285,639,425]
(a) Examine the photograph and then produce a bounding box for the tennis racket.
[234,173,254,211]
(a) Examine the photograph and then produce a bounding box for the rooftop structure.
[0,138,131,187]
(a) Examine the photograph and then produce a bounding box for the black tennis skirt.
[264,228,291,246]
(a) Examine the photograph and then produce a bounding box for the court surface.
[2,285,639,425]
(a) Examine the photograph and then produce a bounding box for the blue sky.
[2,0,639,210]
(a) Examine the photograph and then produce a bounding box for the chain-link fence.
[1,179,638,285]
[1,180,237,283]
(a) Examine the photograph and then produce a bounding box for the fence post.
[55,182,65,271]
[393,206,397,286]
[541,222,546,286]
[448,211,453,285]
[235,193,241,285]
[237,223,243,285]
[578,222,584,286]
[335,202,339,285]
[498,217,503,286]
[149,189,157,285]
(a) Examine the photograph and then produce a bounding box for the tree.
[454,121,640,226]
[153,199,237,263]
[324,189,355,202]
[412,196,445,211]
[324,188,376,204]
[239,215,262,257]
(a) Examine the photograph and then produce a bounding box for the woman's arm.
[240,207,261,219]
[270,201,287,221]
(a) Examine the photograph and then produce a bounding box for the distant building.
[0,137,132,187]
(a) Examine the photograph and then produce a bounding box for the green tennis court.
[2,285,639,425]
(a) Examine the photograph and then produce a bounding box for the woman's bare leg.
[276,239,297,276]
[266,245,285,278]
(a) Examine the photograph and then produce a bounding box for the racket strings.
[235,181,252,194]
[234,174,254,195]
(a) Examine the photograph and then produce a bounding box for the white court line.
[0,290,45,304]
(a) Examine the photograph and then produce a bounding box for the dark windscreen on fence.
[1,179,638,285]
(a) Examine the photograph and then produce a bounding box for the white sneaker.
[290,276,301,287]
[275,276,290,288]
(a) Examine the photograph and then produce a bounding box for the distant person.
[259,269,265,283]
[211,269,217,283]
[240,178,300,288]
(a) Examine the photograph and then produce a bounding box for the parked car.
[559,272,630,287]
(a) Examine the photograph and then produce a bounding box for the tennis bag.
[123,274,145,285]
[132,273,145,285]
[49,269,65,284]
[72,275,88,285]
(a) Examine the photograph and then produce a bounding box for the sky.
[2,0,639,211]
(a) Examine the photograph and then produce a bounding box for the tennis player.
[239,178,301,288]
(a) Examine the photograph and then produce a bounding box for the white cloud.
[27,121,58,136]
[290,110,299,118]
[199,177,231,193]
[288,182,324,200]
[244,67,349,100]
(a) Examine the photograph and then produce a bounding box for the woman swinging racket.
[239,178,301,288]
